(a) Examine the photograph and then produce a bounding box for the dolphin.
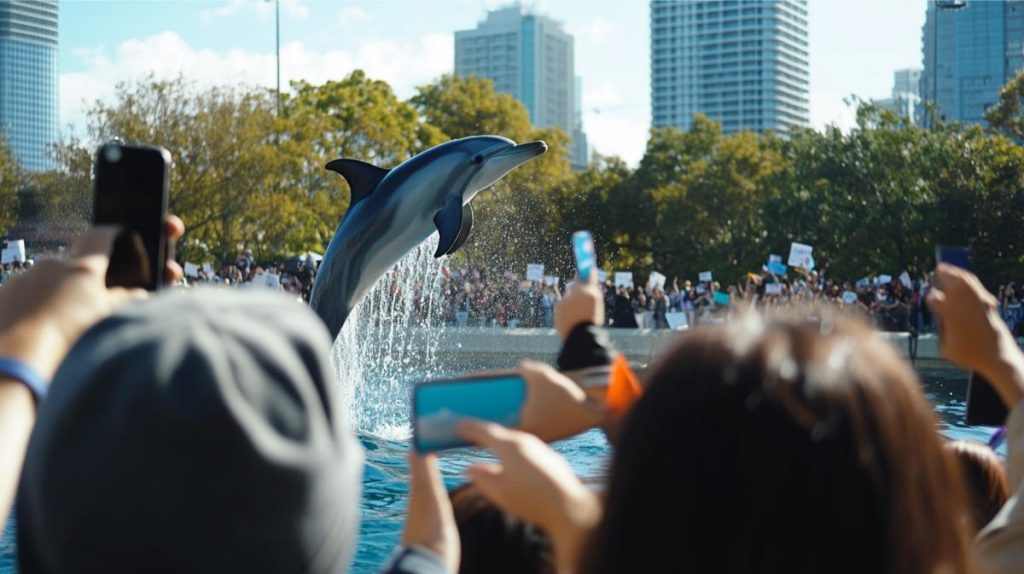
[309,135,548,339]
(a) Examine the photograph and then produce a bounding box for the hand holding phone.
[93,143,171,290]
[413,373,526,452]
[934,245,1008,426]
[572,231,596,283]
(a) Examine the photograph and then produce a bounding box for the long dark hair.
[946,440,1009,533]
[580,313,973,574]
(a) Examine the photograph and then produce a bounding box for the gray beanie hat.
[17,289,363,574]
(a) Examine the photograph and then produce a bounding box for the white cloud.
[200,0,307,24]
[60,30,453,137]
[810,90,858,133]
[338,6,370,27]
[579,82,647,165]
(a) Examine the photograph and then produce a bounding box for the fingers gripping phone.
[412,373,527,452]
[93,143,171,290]
[573,231,596,283]
[936,245,1008,426]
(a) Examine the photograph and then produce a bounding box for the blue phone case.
[412,374,526,452]
[573,231,596,282]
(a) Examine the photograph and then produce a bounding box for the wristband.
[0,357,48,404]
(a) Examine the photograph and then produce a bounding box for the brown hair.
[946,440,1009,532]
[450,483,555,574]
[581,312,973,574]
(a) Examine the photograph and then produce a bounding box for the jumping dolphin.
[309,135,548,339]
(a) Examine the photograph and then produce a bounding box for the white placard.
[184,262,199,277]
[695,285,707,295]
[899,271,912,289]
[648,271,666,290]
[526,263,545,282]
[768,254,783,264]
[842,291,858,305]
[666,311,688,329]
[203,263,214,276]
[765,283,783,295]
[698,271,713,282]
[788,242,814,269]
[597,270,608,283]
[544,275,558,286]
[878,274,893,285]
[614,271,634,289]
[1,239,25,263]
[856,277,870,288]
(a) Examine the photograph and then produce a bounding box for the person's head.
[17,289,363,574]
[945,440,1009,532]
[581,312,972,574]
[450,483,555,574]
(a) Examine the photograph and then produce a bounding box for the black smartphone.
[93,143,171,291]
[412,373,526,453]
[935,245,1008,426]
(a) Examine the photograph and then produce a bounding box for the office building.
[455,5,588,168]
[921,0,1024,126]
[0,0,58,172]
[877,68,922,122]
[650,0,810,135]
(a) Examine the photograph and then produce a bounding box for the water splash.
[331,234,448,435]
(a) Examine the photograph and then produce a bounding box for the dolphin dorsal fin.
[325,159,390,204]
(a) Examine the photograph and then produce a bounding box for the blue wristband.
[0,357,48,404]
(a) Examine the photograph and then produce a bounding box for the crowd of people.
[2,218,1024,574]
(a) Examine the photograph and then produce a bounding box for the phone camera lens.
[103,145,122,163]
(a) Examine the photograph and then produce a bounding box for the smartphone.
[412,373,527,453]
[935,245,1008,426]
[572,230,596,283]
[93,143,171,290]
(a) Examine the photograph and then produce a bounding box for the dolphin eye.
[473,155,483,165]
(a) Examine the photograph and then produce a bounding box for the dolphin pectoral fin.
[445,203,474,256]
[433,196,465,258]
[325,158,390,204]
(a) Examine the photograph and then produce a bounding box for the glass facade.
[0,0,58,173]
[650,0,810,135]
[454,6,588,168]
[921,0,1024,126]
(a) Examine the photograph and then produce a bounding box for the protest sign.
[765,283,783,295]
[1,239,25,264]
[788,242,814,270]
[878,274,893,285]
[526,263,544,282]
[698,271,713,282]
[842,291,858,305]
[597,270,608,283]
[666,311,688,329]
[648,271,666,290]
[856,277,870,288]
[714,292,730,306]
[899,271,913,289]
[614,271,634,289]
[202,263,214,276]
[695,285,707,295]
[768,254,782,264]
[184,262,199,277]
[767,261,787,276]
[544,275,558,287]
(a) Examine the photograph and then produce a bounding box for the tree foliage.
[0,137,20,237]
[13,71,1024,288]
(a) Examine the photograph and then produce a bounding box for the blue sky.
[60,0,928,164]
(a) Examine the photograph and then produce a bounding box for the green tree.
[0,137,21,237]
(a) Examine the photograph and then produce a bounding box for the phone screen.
[412,373,526,452]
[935,244,1008,426]
[93,144,170,290]
[573,230,596,282]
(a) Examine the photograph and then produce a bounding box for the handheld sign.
[842,291,858,305]
[648,271,666,290]
[899,271,913,289]
[713,292,730,306]
[698,271,713,282]
[878,274,893,285]
[544,275,559,287]
[765,283,783,295]
[767,261,787,276]
[597,270,608,283]
[526,263,544,283]
[665,311,688,329]
[788,242,813,270]
[614,272,634,289]
[184,262,200,278]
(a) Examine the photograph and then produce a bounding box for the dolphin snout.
[498,140,548,159]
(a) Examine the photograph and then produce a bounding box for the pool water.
[0,367,999,573]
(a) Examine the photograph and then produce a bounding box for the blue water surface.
[0,367,996,573]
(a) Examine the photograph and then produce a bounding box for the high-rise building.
[921,0,1024,126]
[454,5,588,168]
[0,0,58,172]
[650,0,810,135]
[877,68,922,122]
